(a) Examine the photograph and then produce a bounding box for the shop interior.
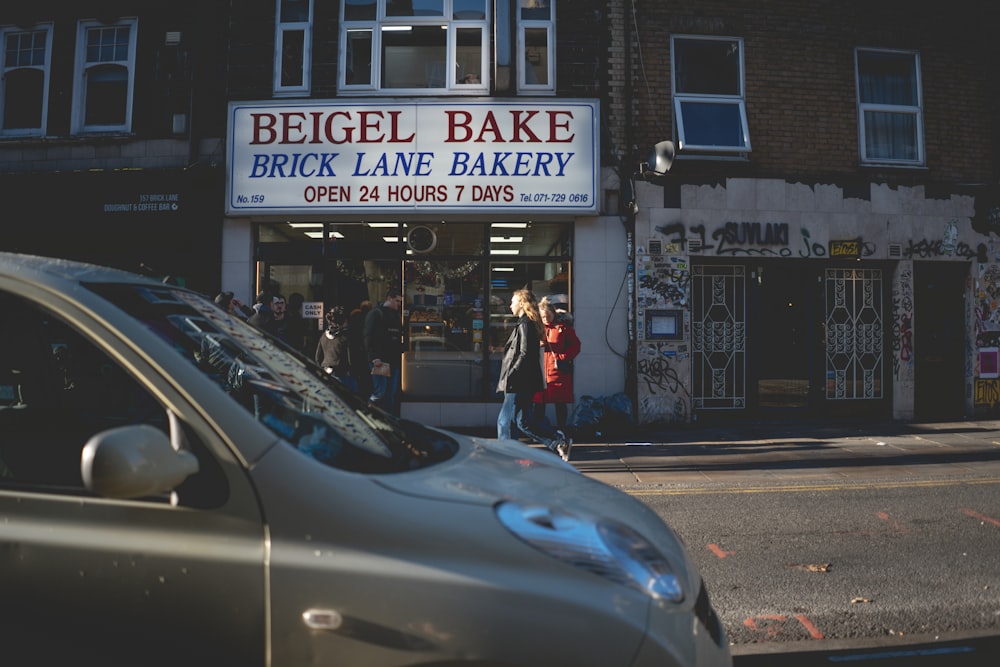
[256,220,571,401]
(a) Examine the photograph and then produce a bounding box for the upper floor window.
[517,0,554,93]
[671,35,750,155]
[339,0,489,95]
[855,48,923,166]
[72,18,138,134]
[1,24,52,137]
[274,0,313,96]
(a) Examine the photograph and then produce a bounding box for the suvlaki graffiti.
[654,221,878,258]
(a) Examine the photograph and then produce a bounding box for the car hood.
[373,431,676,546]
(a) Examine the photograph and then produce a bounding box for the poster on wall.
[226,99,599,216]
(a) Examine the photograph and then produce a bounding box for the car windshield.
[86,283,458,473]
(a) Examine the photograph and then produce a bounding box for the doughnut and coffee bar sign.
[226,100,599,215]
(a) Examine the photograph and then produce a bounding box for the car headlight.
[495,501,684,603]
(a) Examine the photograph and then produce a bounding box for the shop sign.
[226,99,599,215]
[103,192,181,214]
[302,301,323,319]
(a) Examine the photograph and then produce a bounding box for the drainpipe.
[622,0,638,423]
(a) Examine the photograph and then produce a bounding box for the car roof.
[0,252,163,287]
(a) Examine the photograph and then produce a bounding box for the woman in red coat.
[534,297,581,431]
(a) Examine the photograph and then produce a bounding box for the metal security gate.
[825,268,884,400]
[692,265,746,409]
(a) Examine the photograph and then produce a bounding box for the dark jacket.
[315,327,351,379]
[496,315,545,394]
[363,304,403,362]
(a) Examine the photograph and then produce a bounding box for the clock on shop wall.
[406,226,438,253]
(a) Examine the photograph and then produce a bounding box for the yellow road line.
[621,477,1000,496]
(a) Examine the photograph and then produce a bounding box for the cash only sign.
[226,99,599,215]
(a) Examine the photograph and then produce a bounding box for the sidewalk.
[569,418,1000,489]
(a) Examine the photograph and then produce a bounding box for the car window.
[0,291,228,506]
[86,283,458,473]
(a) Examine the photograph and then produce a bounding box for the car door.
[0,289,268,666]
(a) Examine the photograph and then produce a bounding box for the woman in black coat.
[496,289,571,461]
[315,306,357,392]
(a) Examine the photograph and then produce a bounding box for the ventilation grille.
[888,243,902,259]
[688,238,703,253]
[648,239,662,255]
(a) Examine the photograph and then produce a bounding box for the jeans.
[369,362,400,415]
[498,392,560,451]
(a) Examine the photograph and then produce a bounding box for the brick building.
[220,1,627,429]
[612,0,1000,424]
[4,2,997,427]
[0,1,229,294]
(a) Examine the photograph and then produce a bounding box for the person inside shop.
[315,305,356,392]
[250,293,295,347]
[286,292,309,353]
[364,287,404,415]
[348,299,373,400]
[533,297,581,434]
[213,291,254,321]
[249,290,274,330]
[496,289,571,462]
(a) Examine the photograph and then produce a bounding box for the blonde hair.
[513,289,545,338]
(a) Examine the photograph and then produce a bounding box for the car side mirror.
[81,424,200,500]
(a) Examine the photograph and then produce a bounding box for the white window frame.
[670,35,750,155]
[855,48,924,167]
[71,18,138,135]
[274,0,313,97]
[516,1,555,94]
[339,0,489,96]
[1,23,52,137]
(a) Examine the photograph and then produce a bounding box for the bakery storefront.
[224,99,598,425]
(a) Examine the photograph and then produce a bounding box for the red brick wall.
[616,0,996,186]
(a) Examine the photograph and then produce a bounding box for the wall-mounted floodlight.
[623,140,677,215]
[639,140,676,180]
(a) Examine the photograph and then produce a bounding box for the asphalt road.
[569,419,1000,664]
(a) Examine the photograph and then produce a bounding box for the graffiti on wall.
[636,256,691,423]
[655,222,877,258]
[890,264,913,380]
[975,264,1000,348]
[974,378,1000,409]
[637,260,689,308]
[974,264,1000,411]
[637,344,690,423]
[902,238,979,260]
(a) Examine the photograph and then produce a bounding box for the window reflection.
[382,25,447,89]
[401,222,570,401]
[256,221,572,402]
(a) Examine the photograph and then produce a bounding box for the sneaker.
[555,434,573,462]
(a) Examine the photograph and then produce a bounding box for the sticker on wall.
[980,347,999,379]
[943,219,959,256]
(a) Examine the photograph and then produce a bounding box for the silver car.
[0,253,730,667]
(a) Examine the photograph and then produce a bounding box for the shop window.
[274,0,313,96]
[517,0,555,93]
[401,221,569,401]
[1,24,51,137]
[72,18,137,134]
[855,48,923,165]
[256,221,571,402]
[339,0,489,94]
[404,258,487,399]
[671,35,750,154]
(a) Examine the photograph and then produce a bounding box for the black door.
[751,261,820,414]
[914,262,967,419]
